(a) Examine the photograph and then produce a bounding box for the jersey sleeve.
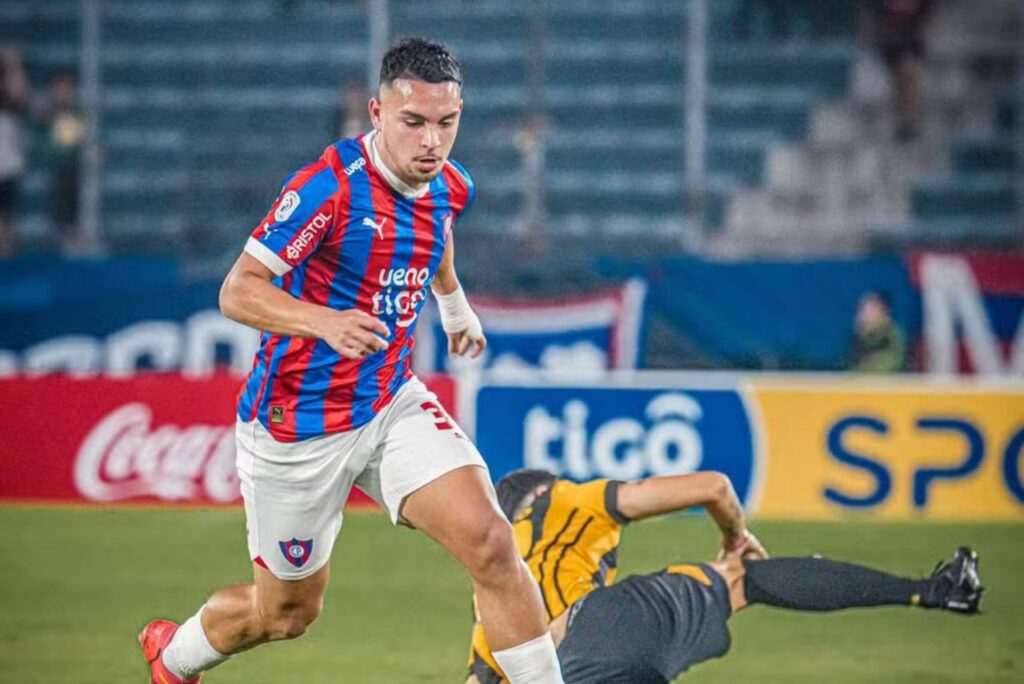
[572,479,631,526]
[603,480,632,525]
[243,160,340,276]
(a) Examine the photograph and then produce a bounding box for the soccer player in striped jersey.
[139,39,562,684]
[467,470,983,683]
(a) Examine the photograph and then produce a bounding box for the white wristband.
[435,286,483,338]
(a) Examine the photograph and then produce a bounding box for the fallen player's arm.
[615,472,749,547]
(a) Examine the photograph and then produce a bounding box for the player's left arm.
[615,472,768,559]
[431,235,486,358]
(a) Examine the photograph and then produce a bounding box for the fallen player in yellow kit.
[466,469,984,684]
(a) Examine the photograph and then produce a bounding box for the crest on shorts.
[278,538,314,569]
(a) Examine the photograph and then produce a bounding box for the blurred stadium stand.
[0,0,1019,266]
[100,1,368,254]
[710,0,1020,256]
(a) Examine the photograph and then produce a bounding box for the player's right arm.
[615,472,768,560]
[220,162,389,360]
[220,254,388,359]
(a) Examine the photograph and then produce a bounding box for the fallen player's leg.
[728,546,984,614]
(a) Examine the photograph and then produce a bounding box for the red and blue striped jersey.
[237,134,475,442]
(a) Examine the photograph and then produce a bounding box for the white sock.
[162,606,229,680]
[492,633,564,684]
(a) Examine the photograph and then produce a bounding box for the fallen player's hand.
[318,309,390,359]
[739,531,769,560]
[718,530,769,561]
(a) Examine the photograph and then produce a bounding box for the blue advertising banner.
[0,257,247,376]
[474,381,760,508]
[415,280,648,375]
[596,255,915,370]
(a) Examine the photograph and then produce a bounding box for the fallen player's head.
[371,38,463,186]
[495,469,558,521]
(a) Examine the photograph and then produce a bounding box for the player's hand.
[318,309,390,360]
[447,329,487,359]
[717,530,769,561]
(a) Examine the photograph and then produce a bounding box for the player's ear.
[368,96,383,130]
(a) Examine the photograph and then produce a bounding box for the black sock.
[743,557,937,611]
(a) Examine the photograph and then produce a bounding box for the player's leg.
[710,547,984,615]
[403,466,560,683]
[202,562,331,651]
[368,379,561,684]
[143,419,364,682]
[151,563,330,681]
[401,467,548,645]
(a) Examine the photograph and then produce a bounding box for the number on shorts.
[420,401,454,431]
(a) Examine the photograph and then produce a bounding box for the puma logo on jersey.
[362,216,387,240]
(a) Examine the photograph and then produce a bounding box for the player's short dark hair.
[379,38,463,88]
[495,469,557,521]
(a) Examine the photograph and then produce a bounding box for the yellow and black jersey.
[467,479,630,683]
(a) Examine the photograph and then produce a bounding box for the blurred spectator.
[0,45,29,257]
[335,79,368,140]
[41,72,85,254]
[850,291,906,373]
[515,114,547,242]
[865,0,936,142]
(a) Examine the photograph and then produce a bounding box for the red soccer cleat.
[138,620,202,684]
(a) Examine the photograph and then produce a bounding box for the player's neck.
[366,131,430,199]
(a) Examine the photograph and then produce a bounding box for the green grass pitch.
[1,507,1021,683]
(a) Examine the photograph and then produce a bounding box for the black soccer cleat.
[926,546,984,614]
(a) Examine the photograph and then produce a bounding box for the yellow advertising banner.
[750,380,1024,520]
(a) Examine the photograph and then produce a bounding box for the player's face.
[370,79,463,186]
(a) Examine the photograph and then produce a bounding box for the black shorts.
[557,564,732,684]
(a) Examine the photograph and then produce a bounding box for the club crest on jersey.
[274,191,301,222]
[279,538,313,568]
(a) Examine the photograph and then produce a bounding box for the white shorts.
[235,376,487,580]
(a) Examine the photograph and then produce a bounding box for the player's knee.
[260,602,322,641]
[463,515,519,584]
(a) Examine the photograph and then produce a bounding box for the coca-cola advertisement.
[0,374,456,506]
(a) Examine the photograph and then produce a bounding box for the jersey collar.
[364,131,431,200]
